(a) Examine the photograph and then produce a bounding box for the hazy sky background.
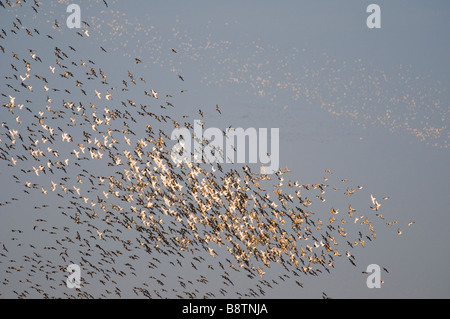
[0,0,449,298]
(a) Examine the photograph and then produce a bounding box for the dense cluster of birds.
[0,0,414,299]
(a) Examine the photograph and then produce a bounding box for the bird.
[370,194,376,205]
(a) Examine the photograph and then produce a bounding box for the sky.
[0,0,449,299]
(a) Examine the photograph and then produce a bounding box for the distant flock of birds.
[62,0,449,149]
[0,0,413,299]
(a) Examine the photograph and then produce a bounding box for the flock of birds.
[0,0,414,299]
[6,0,448,147]
[75,1,448,148]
